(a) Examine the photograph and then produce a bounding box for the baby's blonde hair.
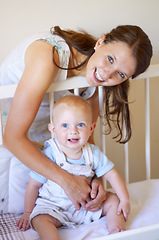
[52,95,93,121]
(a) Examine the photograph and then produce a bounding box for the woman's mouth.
[94,68,105,83]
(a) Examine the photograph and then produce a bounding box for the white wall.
[0,0,159,64]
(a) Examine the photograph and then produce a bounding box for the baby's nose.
[70,126,78,134]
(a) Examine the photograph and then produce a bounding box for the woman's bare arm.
[3,41,91,209]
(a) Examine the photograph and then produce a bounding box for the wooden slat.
[145,77,151,179]
[1,65,159,100]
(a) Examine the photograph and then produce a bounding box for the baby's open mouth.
[68,138,79,143]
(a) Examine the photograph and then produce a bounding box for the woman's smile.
[86,40,136,87]
[94,68,106,83]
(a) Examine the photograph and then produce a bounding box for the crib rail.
[0,64,159,183]
[124,64,159,182]
[1,64,158,100]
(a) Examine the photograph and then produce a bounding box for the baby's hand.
[117,200,130,221]
[17,212,31,231]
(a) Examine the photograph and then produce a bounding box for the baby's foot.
[109,226,125,235]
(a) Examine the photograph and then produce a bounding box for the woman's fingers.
[63,174,91,210]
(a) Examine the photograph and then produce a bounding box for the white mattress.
[59,179,159,239]
[0,179,159,240]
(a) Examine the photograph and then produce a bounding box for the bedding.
[1,176,159,239]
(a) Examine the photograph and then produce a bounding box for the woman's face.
[86,36,136,87]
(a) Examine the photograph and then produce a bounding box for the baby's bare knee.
[102,192,119,215]
[108,192,120,204]
[32,214,61,230]
[31,214,45,230]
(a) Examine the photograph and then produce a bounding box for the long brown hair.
[51,25,153,143]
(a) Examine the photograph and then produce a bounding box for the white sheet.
[58,179,159,240]
[1,179,158,240]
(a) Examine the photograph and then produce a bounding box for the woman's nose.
[104,68,114,79]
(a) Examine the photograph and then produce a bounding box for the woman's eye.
[119,72,125,79]
[62,123,68,128]
[108,56,113,64]
[78,123,85,127]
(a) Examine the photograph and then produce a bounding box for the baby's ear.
[48,123,55,134]
[91,122,96,133]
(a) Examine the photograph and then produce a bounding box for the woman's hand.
[17,212,31,231]
[62,174,92,210]
[84,176,106,212]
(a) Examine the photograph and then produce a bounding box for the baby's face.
[52,103,94,151]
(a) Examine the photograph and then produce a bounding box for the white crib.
[0,64,159,240]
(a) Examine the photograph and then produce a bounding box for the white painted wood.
[145,77,151,180]
[124,142,129,184]
[1,65,159,99]
[98,86,105,154]
[133,64,159,80]
[74,88,80,95]
[93,224,159,240]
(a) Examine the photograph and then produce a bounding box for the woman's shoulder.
[27,40,54,57]
[26,34,70,68]
[25,40,60,70]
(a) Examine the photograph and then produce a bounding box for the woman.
[1,25,152,211]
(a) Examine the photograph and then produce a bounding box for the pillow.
[8,156,31,213]
[0,146,13,213]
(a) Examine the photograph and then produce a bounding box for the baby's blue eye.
[62,123,68,128]
[119,72,125,79]
[78,123,85,127]
[108,56,113,64]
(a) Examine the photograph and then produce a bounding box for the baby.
[17,95,130,240]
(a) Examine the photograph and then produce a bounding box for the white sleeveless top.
[0,32,96,143]
[0,32,70,85]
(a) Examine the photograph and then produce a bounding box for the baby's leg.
[31,214,62,240]
[102,192,125,234]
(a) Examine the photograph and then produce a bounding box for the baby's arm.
[17,177,42,231]
[104,168,130,220]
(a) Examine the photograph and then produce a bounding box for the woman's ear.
[48,123,56,136]
[94,34,106,50]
